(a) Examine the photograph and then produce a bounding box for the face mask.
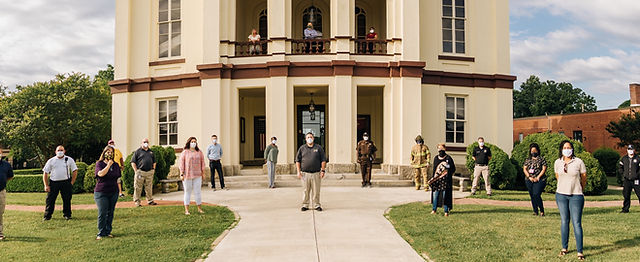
[478,142,484,147]
[190,142,197,148]
[109,144,115,148]
[56,151,64,158]
[628,150,635,156]
[306,138,314,144]
[562,149,573,157]
[531,152,539,157]
[143,142,149,148]
[438,150,446,157]
[105,154,113,160]
[370,29,374,33]
[363,136,369,141]
[272,140,277,144]
[212,139,217,144]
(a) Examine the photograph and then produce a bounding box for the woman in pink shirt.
[179,137,206,215]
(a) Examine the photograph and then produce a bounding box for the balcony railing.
[291,39,331,55]
[355,39,387,55]
[233,40,268,57]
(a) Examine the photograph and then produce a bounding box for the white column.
[328,74,357,173]
[114,0,131,80]
[268,0,292,55]
[266,76,294,172]
[399,0,420,60]
[202,0,221,63]
[330,0,355,56]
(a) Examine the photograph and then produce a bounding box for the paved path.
[455,198,638,208]
[159,187,461,262]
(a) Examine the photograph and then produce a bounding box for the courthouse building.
[110,0,515,176]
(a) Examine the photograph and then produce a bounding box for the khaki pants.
[471,165,491,194]
[0,189,5,237]
[301,172,321,209]
[413,167,429,190]
[134,170,155,204]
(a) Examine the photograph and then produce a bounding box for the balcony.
[233,40,268,57]
[291,39,331,55]
[354,39,387,55]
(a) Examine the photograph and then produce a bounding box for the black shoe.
[620,210,630,213]
[301,207,309,211]
[315,207,323,212]
[148,201,158,206]
[43,217,51,221]
[64,216,72,220]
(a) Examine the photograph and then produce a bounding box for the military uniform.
[356,134,377,187]
[410,136,431,191]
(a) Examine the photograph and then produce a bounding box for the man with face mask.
[471,137,492,196]
[130,138,157,207]
[410,135,431,191]
[356,132,377,188]
[619,145,640,213]
[207,135,225,190]
[296,132,327,211]
[0,150,14,239]
[42,145,78,220]
[365,27,378,53]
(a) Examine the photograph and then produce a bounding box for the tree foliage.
[618,100,631,109]
[606,111,640,149]
[513,75,597,118]
[0,65,113,166]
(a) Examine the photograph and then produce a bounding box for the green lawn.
[7,192,133,206]
[387,203,640,262]
[607,176,621,187]
[0,206,236,261]
[467,189,630,202]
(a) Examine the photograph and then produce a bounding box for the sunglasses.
[564,163,568,173]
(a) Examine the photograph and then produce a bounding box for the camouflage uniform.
[410,135,431,191]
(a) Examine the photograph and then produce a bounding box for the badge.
[484,149,487,153]
[634,159,638,163]
[636,180,639,186]
[314,149,318,152]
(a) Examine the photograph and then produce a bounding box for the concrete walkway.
[159,187,467,262]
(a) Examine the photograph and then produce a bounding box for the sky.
[0,0,638,110]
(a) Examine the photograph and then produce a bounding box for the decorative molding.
[148,58,186,66]
[438,55,475,62]
[422,70,516,89]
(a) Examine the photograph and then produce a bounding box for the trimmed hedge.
[592,147,620,177]
[466,142,518,190]
[511,132,608,195]
[13,168,42,175]
[122,146,177,195]
[84,163,97,193]
[6,175,43,192]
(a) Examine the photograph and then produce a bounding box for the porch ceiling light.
[309,93,316,120]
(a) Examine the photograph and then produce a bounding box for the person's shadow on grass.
[2,236,46,242]
[585,236,640,256]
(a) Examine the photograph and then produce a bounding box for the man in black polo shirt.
[131,138,157,207]
[296,132,327,211]
[471,137,492,196]
[0,150,14,240]
[619,145,640,213]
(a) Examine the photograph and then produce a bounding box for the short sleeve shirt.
[295,144,327,173]
[131,148,156,171]
[524,156,547,180]
[554,157,587,195]
[43,156,78,181]
[473,146,492,165]
[0,160,14,191]
[248,34,261,41]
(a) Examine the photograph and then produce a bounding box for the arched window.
[356,6,366,39]
[303,6,323,34]
[259,9,268,38]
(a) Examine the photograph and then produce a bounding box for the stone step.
[218,173,402,182]
[236,168,389,176]
[204,179,414,189]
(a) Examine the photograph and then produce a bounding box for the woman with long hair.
[179,137,206,215]
[94,146,121,240]
[523,143,547,216]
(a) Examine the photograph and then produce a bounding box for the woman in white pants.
[179,137,206,215]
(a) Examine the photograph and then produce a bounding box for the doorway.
[297,104,326,149]
[254,116,266,158]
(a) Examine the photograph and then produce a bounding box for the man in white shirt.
[42,145,78,220]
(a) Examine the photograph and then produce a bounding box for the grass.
[0,205,236,261]
[7,193,134,206]
[607,176,621,187]
[387,203,640,262]
[467,189,631,202]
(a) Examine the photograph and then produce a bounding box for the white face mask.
[628,150,635,156]
[212,139,217,144]
[109,144,115,148]
[190,142,197,148]
[363,136,369,141]
[56,151,65,158]
[370,29,374,33]
[272,140,277,144]
[306,138,314,145]
[562,149,573,157]
[142,142,149,148]
[478,142,484,147]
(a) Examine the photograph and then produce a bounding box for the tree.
[618,100,631,108]
[0,65,114,166]
[513,75,597,118]
[606,110,640,149]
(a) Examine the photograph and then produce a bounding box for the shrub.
[13,168,42,175]
[615,156,624,186]
[73,162,88,193]
[6,175,44,192]
[84,163,97,193]
[511,132,608,195]
[122,146,176,195]
[466,142,518,190]
[592,147,620,176]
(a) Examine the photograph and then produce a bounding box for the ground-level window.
[158,99,178,145]
[445,96,465,144]
[573,130,583,143]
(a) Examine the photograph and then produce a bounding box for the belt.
[302,171,320,174]
[50,179,71,182]
[476,164,488,166]
[210,159,221,162]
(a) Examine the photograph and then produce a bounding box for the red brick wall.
[513,108,634,154]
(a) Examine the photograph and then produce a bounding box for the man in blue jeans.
[207,135,225,190]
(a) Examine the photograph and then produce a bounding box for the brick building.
[513,83,640,154]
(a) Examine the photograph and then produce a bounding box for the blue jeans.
[526,179,546,214]
[94,191,118,237]
[555,193,584,253]
[432,190,449,213]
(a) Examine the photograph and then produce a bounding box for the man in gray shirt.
[207,135,225,190]
[42,145,78,220]
[296,132,327,211]
[131,138,157,207]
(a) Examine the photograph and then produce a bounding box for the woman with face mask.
[264,137,279,189]
[554,140,587,260]
[179,137,206,215]
[523,143,547,216]
[94,146,122,240]
[428,143,455,216]
[365,27,378,54]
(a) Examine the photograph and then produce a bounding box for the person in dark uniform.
[428,143,455,216]
[471,137,492,196]
[356,132,377,188]
[619,144,640,213]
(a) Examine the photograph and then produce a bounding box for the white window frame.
[445,95,466,144]
[158,0,182,58]
[442,0,466,54]
[158,98,179,146]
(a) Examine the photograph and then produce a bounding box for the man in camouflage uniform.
[410,135,431,191]
[356,132,377,188]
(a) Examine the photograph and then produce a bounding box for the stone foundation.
[326,163,357,173]
[381,164,398,174]
[261,163,296,174]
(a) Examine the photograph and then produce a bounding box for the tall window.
[158,99,178,145]
[303,6,323,34]
[159,0,181,58]
[445,96,465,143]
[259,9,268,38]
[356,6,366,39]
[442,0,465,54]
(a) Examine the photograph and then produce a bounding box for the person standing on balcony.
[248,28,262,55]
[304,22,321,53]
[365,27,378,54]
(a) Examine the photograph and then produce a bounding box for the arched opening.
[356,6,366,39]
[302,6,323,34]
[258,9,268,38]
